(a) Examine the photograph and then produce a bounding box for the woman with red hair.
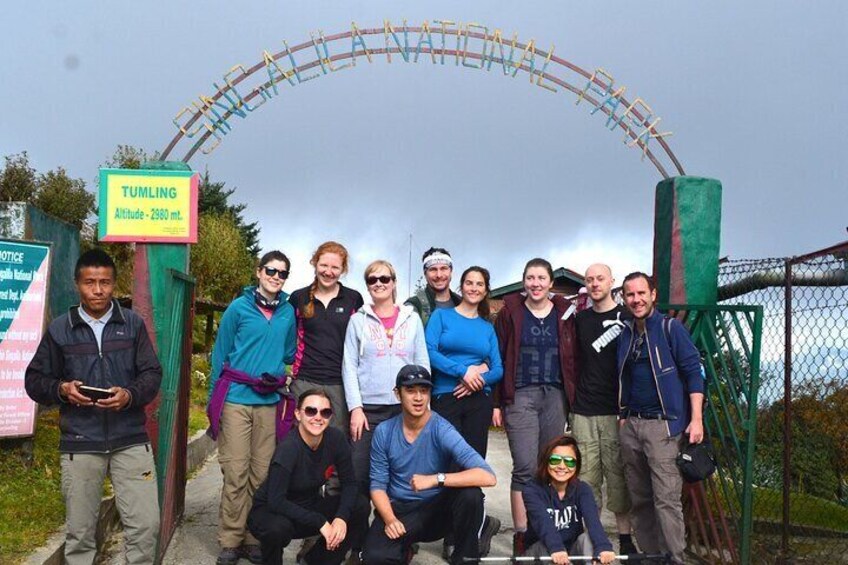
[289,241,363,433]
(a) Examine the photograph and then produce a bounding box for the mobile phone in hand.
[79,385,114,401]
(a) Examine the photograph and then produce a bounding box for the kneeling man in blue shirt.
[363,364,499,564]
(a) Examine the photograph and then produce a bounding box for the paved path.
[162,429,618,564]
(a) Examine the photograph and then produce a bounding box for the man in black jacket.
[25,249,162,565]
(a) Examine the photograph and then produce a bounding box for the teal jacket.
[209,286,297,405]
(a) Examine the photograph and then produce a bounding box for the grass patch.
[0,409,65,564]
[751,486,848,532]
[188,404,208,437]
[712,476,848,532]
[189,354,210,437]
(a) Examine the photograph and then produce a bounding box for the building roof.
[489,267,585,298]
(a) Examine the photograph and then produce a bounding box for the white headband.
[422,252,453,271]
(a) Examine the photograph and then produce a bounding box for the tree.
[755,381,846,501]
[34,168,96,228]
[103,145,157,169]
[198,170,261,256]
[191,213,255,303]
[0,152,38,202]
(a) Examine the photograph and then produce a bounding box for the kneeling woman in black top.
[248,389,369,565]
[522,436,616,565]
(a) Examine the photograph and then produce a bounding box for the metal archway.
[161,22,685,178]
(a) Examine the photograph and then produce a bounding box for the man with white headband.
[404,247,462,327]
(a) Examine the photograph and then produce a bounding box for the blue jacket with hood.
[616,309,704,437]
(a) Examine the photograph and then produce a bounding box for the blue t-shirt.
[369,411,494,503]
[625,334,662,413]
[516,305,562,389]
[424,308,504,396]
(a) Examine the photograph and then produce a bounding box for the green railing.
[155,269,195,560]
[662,304,763,564]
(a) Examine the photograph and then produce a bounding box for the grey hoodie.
[342,303,430,411]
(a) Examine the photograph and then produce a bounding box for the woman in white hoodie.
[342,260,430,495]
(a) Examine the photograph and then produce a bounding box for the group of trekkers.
[24,242,704,565]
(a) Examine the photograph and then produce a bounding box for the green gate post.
[653,176,755,564]
[653,176,722,306]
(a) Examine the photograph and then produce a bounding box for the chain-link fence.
[718,242,848,563]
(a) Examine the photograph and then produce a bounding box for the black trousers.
[362,488,485,565]
[351,404,402,496]
[247,494,370,565]
[432,391,493,458]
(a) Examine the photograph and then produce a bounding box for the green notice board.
[0,239,51,438]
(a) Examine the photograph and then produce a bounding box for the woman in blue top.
[523,436,615,564]
[425,266,503,459]
[207,250,297,565]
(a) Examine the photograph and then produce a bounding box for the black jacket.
[25,301,162,453]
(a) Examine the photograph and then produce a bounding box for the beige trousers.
[217,402,277,549]
[61,444,159,565]
[571,413,632,514]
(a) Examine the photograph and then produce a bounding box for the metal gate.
[662,304,764,564]
[155,269,195,561]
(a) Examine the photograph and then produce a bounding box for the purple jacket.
[207,365,294,441]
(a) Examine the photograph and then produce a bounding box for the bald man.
[572,264,636,555]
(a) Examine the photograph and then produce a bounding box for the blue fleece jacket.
[209,286,297,406]
[425,308,504,396]
[616,309,704,437]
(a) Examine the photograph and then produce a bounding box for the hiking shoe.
[441,539,454,562]
[241,544,263,564]
[478,515,501,557]
[216,547,241,565]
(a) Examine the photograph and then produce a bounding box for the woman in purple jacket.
[522,436,615,564]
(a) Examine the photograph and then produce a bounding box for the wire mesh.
[717,244,848,563]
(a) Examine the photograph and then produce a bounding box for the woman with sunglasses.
[248,389,370,565]
[523,436,615,565]
[289,241,364,433]
[342,260,429,496]
[493,258,578,555]
[207,251,298,565]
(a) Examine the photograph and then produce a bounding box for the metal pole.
[408,233,413,298]
[781,258,793,560]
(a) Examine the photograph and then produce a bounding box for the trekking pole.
[463,553,670,563]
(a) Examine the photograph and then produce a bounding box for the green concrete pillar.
[652,176,722,306]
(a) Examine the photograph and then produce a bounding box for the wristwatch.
[437,472,446,488]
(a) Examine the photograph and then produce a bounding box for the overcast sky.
[2,1,846,297]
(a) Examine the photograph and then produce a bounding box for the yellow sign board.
[98,168,199,243]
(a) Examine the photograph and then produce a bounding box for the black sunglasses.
[366,275,394,286]
[302,406,333,419]
[263,267,290,280]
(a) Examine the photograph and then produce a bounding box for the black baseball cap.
[395,364,433,389]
